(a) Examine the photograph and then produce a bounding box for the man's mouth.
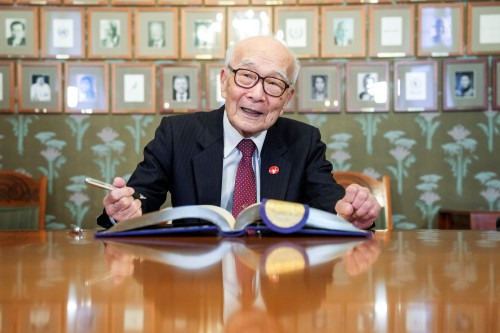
[241,107,262,116]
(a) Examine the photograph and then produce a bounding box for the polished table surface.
[1,230,499,333]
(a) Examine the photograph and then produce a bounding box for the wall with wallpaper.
[0,0,499,229]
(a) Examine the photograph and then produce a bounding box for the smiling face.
[220,37,296,138]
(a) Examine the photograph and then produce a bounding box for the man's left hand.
[335,184,381,229]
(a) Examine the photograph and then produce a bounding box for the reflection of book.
[104,237,367,273]
[96,199,371,238]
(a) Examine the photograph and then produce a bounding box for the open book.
[95,199,372,238]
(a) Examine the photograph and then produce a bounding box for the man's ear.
[220,67,228,99]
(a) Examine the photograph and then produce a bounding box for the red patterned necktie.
[232,139,256,218]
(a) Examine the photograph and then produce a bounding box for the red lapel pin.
[269,166,279,175]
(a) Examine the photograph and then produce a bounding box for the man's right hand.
[103,177,142,222]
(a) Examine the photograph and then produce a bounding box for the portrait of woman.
[311,75,328,101]
[455,72,474,98]
[77,75,96,103]
[358,73,376,101]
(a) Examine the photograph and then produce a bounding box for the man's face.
[11,22,25,40]
[173,76,188,94]
[149,22,163,41]
[220,37,295,138]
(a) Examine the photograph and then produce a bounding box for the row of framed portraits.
[1,3,500,60]
[1,58,499,114]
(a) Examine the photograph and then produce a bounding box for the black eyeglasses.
[228,65,290,97]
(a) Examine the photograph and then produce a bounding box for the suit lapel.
[192,108,224,206]
[260,126,291,200]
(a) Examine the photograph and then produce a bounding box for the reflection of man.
[30,75,51,102]
[101,20,120,48]
[7,20,26,46]
[148,21,165,48]
[311,75,327,101]
[358,73,376,101]
[172,75,190,102]
[455,72,474,98]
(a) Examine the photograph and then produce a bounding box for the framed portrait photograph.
[417,3,464,57]
[0,7,38,58]
[346,62,389,113]
[443,58,487,112]
[468,3,500,55]
[493,58,500,111]
[111,63,155,114]
[112,0,153,5]
[63,0,106,4]
[274,6,319,58]
[17,62,62,114]
[0,62,14,113]
[205,62,225,111]
[159,0,201,5]
[227,7,272,46]
[88,8,132,59]
[65,62,108,114]
[321,6,366,58]
[159,63,201,113]
[134,8,178,59]
[180,8,226,60]
[205,0,248,5]
[369,5,414,57]
[394,60,438,112]
[298,0,341,5]
[298,63,342,113]
[40,8,84,59]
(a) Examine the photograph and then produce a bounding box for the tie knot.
[237,139,256,158]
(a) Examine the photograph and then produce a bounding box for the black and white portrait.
[6,19,27,47]
[100,19,120,48]
[194,20,215,49]
[455,71,474,98]
[333,18,353,46]
[77,74,96,103]
[172,75,190,102]
[357,73,377,102]
[148,21,165,48]
[30,74,51,102]
[311,75,328,101]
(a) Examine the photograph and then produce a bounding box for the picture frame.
[298,0,340,6]
[0,62,14,113]
[111,63,156,114]
[205,0,248,5]
[63,0,106,5]
[180,8,226,60]
[134,8,178,59]
[40,8,85,59]
[0,0,14,4]
[158,0,201,5]
[205,62,225,111]
[227,7,272,46]
[65,62,109,114]
[17,0,61,4]
[369,5,415,57]
[321,6,366,58]
[274,6,319,58]
[442,58,488,112]
[394,60,438,112]
[417,3,464,57]
[347,0,390,3]
[493,58,500,111]
[468,2,500,55]
[88,8,132,59]
[17,62,63,114]
[346,61,390,113]
[112,0,153,6]
[298,63,342,113]
[159,63,202,113]
[0,7,38,58]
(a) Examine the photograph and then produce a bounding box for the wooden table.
[1,229,499,332]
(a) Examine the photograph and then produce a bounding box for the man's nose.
[246,80,266,100]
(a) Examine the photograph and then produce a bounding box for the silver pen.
[84,177,147,200]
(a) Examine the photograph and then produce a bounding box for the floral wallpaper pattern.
[1,109,498,230]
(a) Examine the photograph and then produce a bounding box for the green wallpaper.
[0,109,498,229]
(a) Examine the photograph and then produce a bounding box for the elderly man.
[97,35,380,229]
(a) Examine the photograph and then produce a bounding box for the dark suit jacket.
[97,107,344,228]
[7,36,26,46]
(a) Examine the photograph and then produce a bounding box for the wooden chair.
[332,171,393,229]
[0,171,47,230]
[470,211,500,230]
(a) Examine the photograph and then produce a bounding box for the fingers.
[335,184,381,228]
[103,177,142,222]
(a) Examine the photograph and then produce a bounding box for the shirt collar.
[223,109,266,158]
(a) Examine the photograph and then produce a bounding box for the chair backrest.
[470,211,500,230]
[332,171,393,229]
[0,171,47,230]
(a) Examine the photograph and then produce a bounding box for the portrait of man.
[100,19,120,48]
[6,19,27,47]
[358,73,377,102]
[194,20,215,49]
[30,75,51,102]
[172,75,190,102]
[333,18,353,46]
[311,75,328,101]
[455,71,474,98]
[148,21,165,48]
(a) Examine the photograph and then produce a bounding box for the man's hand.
[335,183,381,229]
[103,177,142,222]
